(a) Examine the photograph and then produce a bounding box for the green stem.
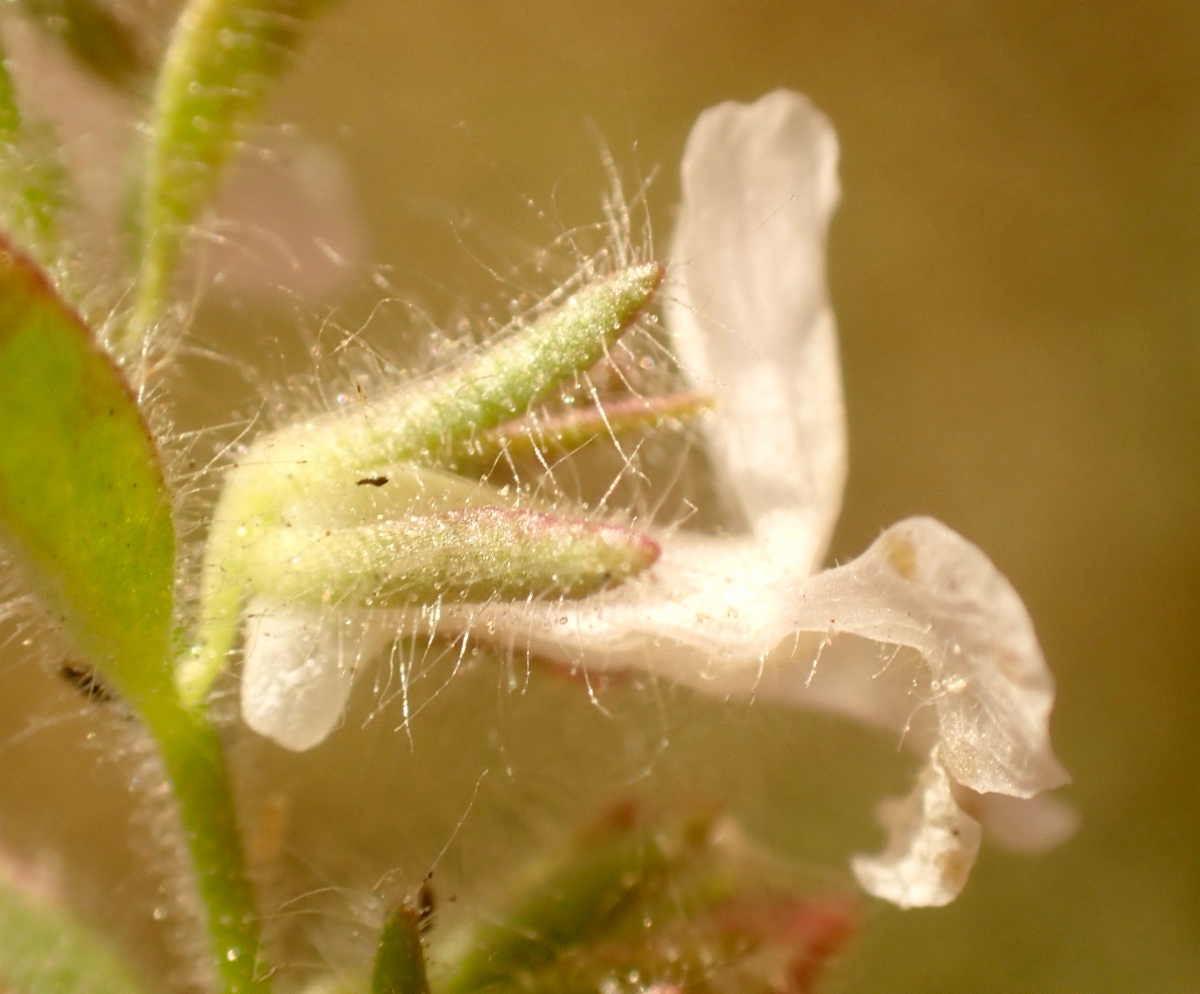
[141,698,267,994]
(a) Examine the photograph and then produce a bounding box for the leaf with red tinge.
[435,799,858,994]
[0,235,175,705]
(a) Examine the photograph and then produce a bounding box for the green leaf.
[372,906,431,994]
[0,236,175,705]
[125,0,329,344]
[0,871,151,994]
[0,239,266,994]
[15,0,147,91]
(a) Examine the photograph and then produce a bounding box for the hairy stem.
[142,698,267,994]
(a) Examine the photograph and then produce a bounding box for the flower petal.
[954,789,1079,855]
[850,752,982,909]
[667,89,846,573]
[241,598,386,751]
[779,517,1070,798]
[435,517,1067,799]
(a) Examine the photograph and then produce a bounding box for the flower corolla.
[233,90,1073,909]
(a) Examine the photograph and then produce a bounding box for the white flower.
[237,90,1073,909]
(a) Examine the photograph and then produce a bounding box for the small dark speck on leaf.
[356,476,389,487]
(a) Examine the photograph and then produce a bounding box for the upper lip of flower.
[225,88,1072,910]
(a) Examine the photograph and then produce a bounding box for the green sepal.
[182,264,663,704]
[346,263,666,470]
[243,508,660,608]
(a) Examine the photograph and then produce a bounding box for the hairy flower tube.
[194,89,1072,910]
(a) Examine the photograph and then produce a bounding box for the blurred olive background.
[1,2,1198,993]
